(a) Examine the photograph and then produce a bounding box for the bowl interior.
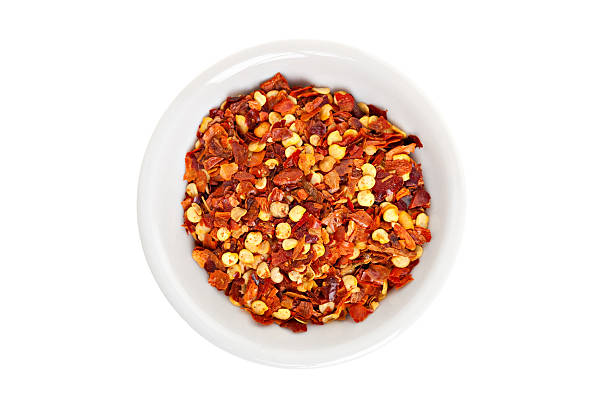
[138,41,464,368]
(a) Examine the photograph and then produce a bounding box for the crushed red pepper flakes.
[182,73,431,332]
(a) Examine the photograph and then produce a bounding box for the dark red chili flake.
[307,119,326,136]
[409,189,431,209]
[367,104,388,119]
[280,319,307,333]
[372,174,403,201]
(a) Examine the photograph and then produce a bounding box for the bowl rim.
[137,39,466,368]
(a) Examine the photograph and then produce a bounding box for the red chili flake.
[203,123,229,144]
[405,164,423,187]
[323,170,340,192]
[289,86,313,97]
[370,150,386,166]
[246,151,265,167]
[236,181,256,198]
[280,320,307,333]
[273,168,304,186]
[183,154,200,181]
[209,108,224,119]
[348,117,362,130]
[388,260,419,288]
[409,189,431,209]
[307,119,326,136]
[243,279,259,303]
[250,313,274,325]
[228,99,249,115]
[361,282,382,297]
[208,270,231,291]
[260,72,290,92]
[283,148,301,168]
[192,247,212,269]
[297,91,319,99]
[321,208,348,233]
[405,134,423,148]
[271,95,297,116]
[393,223,416,249]
[349,290,365,304]
[384,159,412,176]
[416,227,431,242]
[270,247,291,267]
[368,116,391,132]
[361,264,390,285]
[347,199,355,211]
[271,127,291,142]
[294,188,309,201]
[348,210,374,229]
[292,237,306,260]
[372,174,403,201]
[201,156,225,171]
[367,104,388,119]
[295,301,314,320]
[348,304,371,323]
[230,140,248,164]
[268,187,285,202]
[335,92,355,112]
[292,211,312,231]
[181,197,192,211]
[280,295,294,309]
[300,108,323,122]
[293,119,308,135]
[336,240,354,257]
[409,227,431,245]
[233,171,256,182]
[304,96,327,113]
[200,233,217,250]
[385,144,416,161]
[348,145,363,159]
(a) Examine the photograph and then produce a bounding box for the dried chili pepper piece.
[335,92,355,112]
[348,210,374,229]
[361,264,390,285]
[389,260,419,288]
[367,104,388,119]
[409,189,431,209]
[273,168,304,186]
[280,319,307,333]
[348,304,371,323]
[208,270,231,291]
[271,95,297,116]
[260,72,290,92]
[307,119,326,136]
[372,174,403,201]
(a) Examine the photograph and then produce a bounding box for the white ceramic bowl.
[138,40,465,368]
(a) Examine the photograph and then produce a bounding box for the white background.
[1,1,611,407]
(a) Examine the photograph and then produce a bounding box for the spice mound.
[182,73,431,332]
